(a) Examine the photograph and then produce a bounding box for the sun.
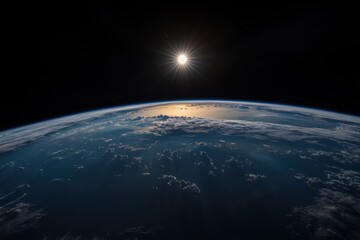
[177,54,188,65]
[157,38,205,79]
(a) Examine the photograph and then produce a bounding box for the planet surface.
[1,101,359,239]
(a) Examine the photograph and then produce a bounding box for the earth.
[0,101,359,240]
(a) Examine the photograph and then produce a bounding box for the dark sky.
[2,2,359,131]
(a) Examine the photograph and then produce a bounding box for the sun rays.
[157,38,205,80]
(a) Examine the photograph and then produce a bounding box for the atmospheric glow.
[177,54,188,65]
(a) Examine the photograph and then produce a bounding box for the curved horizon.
[1,99,360,133]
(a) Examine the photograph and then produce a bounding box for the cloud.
[152,175,202,226]
[51,178,64,182]
[0,187,45,236]
[294,173,306,180]
[0,103,157,154]
[74,165,84,170]
[1,101,359,156]
[290,166,360,239]
[245,173,267,182]
[291,188,360,240]
[154,175,201,198]
[142,116,360,145]
[324,169,360,192]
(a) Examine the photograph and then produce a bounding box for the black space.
[2,2,359,131]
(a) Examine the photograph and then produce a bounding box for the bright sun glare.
[177,54,188,65]
[159,40,203,78]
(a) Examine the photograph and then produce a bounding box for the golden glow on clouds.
[132,104,244,119]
